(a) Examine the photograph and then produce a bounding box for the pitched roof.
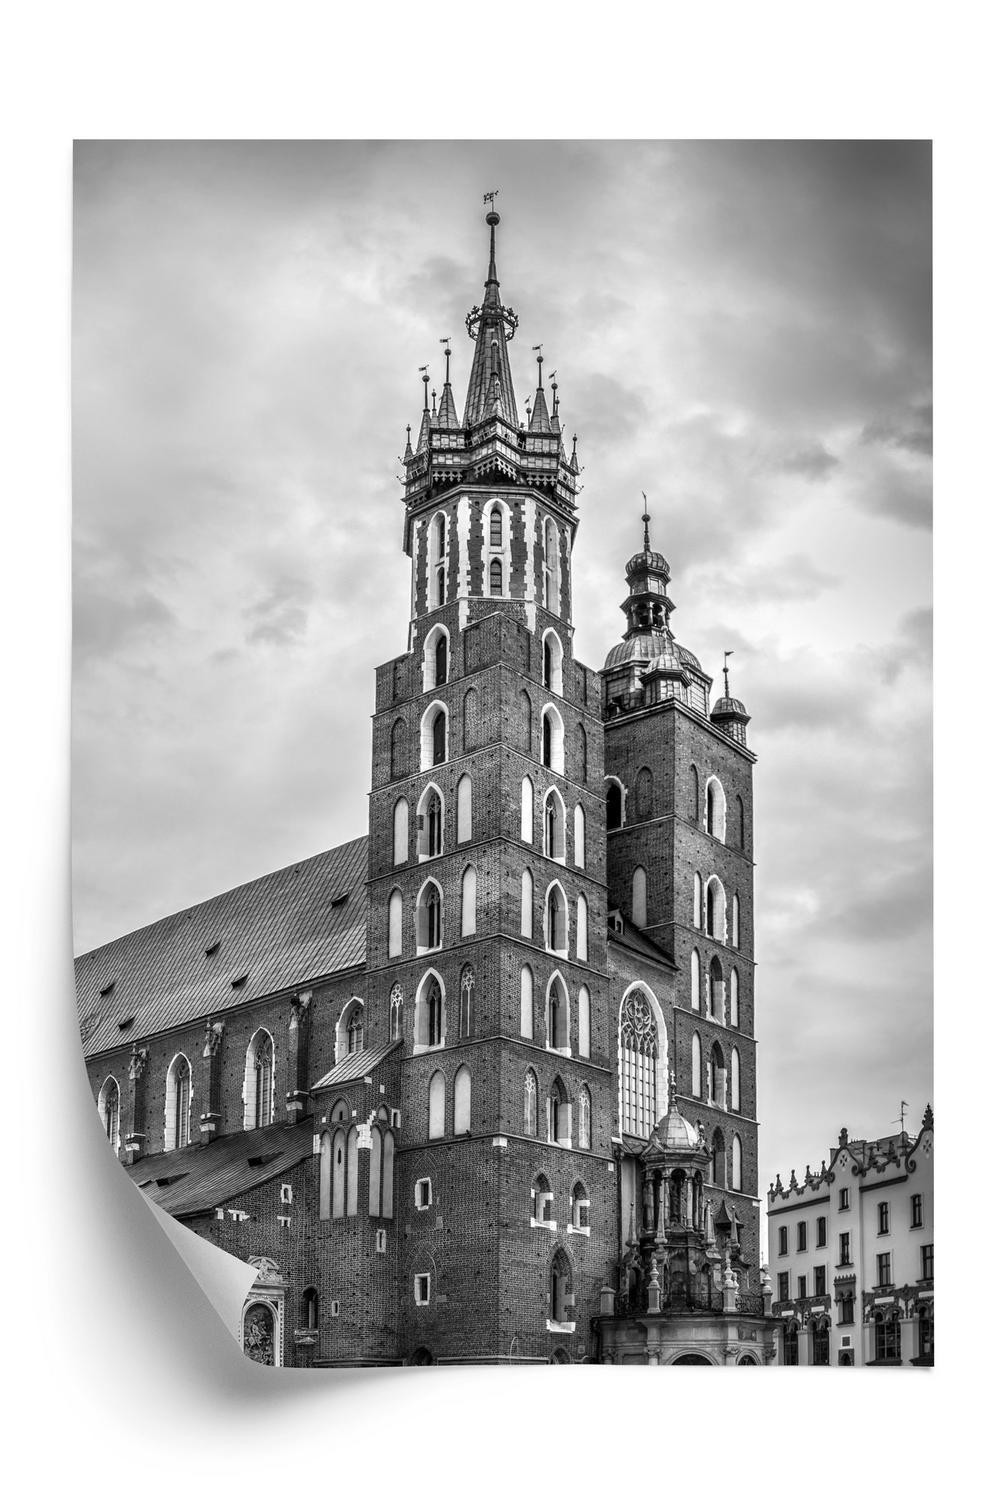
[76,837,369,1058]
[127,1121,314,1219]
[312,1038,401,1091]
[609,915,678,969]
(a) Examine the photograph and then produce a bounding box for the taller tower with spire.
[364,208,614,1363]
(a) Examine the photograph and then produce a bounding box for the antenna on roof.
[894,1100,909,1139]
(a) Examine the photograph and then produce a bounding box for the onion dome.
[710,653,751,745]
[604,628,673,670]
[645,637,689,680]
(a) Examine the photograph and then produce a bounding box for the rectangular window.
[414,1274,431,1306]
[796,1221,807,1252]
[797,1275,807,1300]
[375,1229,387,1253]
[415,1178,432,1209]
[839,1231,851,1266]
[816,1215,827,1248]
[777,1272,789,1302]
[838,1293,855,1325]
[876,1251,892,1287]
[877,1201,889,1235]
[814,1266,826,1296]
[778,1226,788,1256]
[921,1244,934,1281]
[839,1187,850,1211]
[911,1193,923,1228]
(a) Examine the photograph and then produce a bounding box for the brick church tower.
[365,209,614,1362]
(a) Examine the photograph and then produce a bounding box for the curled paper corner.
[141,1194,257,1349]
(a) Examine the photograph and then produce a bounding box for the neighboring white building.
[766,1105,933,1367]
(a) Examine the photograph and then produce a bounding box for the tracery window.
[346,1004,364,1055]
[166,1054,192,1150]
[489,505,503,548]
[524,1069,539,1136]
[416,882,443,952]
[619,989,657,1137]
[99,1077,120,1154]
[253,1034,273,1129]
[489,558,502,596]
[459,965,474,1037]
[389,983,402,1040]
[578,1086,592,1150]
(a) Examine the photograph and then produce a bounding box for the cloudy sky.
[73,140,931,1188]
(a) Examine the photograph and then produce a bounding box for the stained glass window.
[619,990,657,1137]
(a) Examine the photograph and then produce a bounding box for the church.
[76,207,777,1368]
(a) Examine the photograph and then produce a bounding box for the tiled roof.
[76,837,369,1058]
[127,1121,314,1219]
[312,1038,401,1091]
[609,916,678,969]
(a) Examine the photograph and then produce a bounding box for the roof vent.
[231,974,248,990]
[247,1151,281,1168]
[330,891,350,909]
[117,1015,135,1032]
[205,942,220,958]
[100,981,115,998]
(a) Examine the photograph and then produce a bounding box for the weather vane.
[483,189,500,209]
[723,649,733,696]
[641,493,651,551]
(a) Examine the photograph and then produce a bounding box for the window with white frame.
[542,629,564,695]
[571,1182,590,1231]
[388,887,403,958]
[705,776,726,840]
[415,880,443,953]
[520,964,534,1039]
[242,1031,274,1132]
[532,1172,552,1223]
[454,1064,472,1134]
[521,869,534,938]
[414,971,445,1050]
[576,893,589,960]
[524,1070,539,1136]
[521,775,534,843]
[632,865,648,928]
[457,774,472,843]
[414,1273,431,1305]
[540,705,564,773]
[423,624,449,691]
[460,864,477,936]
[420,703,448,770]
[415,1177,432,1209]
[427,1070,446,1139]
[619,988,657,1136]
[547,973,570,1051]
[416,784,444,859]
[690,948,701,1010]
[544,788,566,861]
[573,803,586,868]
[98,1076,121,1154]
[578,1087,592,1150]
[578,985,591,1059]
[545,882,568,954]
[392,797,409,865]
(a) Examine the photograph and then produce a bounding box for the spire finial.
[483,189,501,285]
[431,388,437,418]
[723,649,733,697]
[532,344,543,390]
[668,1067,677,1110]
[420,366,429,411]
[440,336,452,385]
[641,493,651,553]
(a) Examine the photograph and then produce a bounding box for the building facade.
[78,210,776,1367]
[766,1107,934,1366]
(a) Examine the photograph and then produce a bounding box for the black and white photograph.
[70,139,933,1371]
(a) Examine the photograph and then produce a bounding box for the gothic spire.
[528,348,550,431]
[462,209,519,428]
[415,368,431,453]
[436,339,459,428]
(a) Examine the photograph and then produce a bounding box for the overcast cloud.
[72,140,931,1189]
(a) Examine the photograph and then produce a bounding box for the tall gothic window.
[619,989,657,1137]
[435,632,448,686]
[99,1077,120,1154]
[578,1086,592,1150]
[489,558,503,596]
[166,1054,191,1150]
[427,980,443,1047]
[524,1069,538,1135]
[389,983,402,1040]
[606,779,623,830]
[460,965,474,1037]
[416,882,442,951]
[490,505,503,548]
[253,1033,273,1128]
[347,1005,364,1055]
[390,718,406,779]
[431,709,446,766]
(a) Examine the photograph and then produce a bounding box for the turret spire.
[528,344,550,431]
[436,337,459,428]
[463,204,520,427]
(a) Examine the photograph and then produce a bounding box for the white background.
[2,2,994,1493]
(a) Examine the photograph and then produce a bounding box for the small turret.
[710,652,751,746]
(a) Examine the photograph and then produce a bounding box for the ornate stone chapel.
[76,208,778,1367]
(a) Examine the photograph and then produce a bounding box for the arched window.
[573,803,586,868]
[572,1180,590,1227]
[532,1171,552,1221]
[346,1124,359,1215]
[543,518,559,613]
[634,766,653,820]
[690,949,701,1010]
[632,865,648,928]
[541,706,564,773]
[98,1077,120,1154]
[433,513,447,607]
[690,764,699,820]
[577,724,588,784]
[576,893,589,960]
[619,988,658,1136]
[520,964,534,1039]
[454,1064,472,1134]
[705,876,726,940]
[521,689,533,753]
[606,778,624,830]
[423,625,449,691]
[462,688,478,752]
[544,788,566,861]
[393,797,409,865]
[547,973,570,1051]
[521,869,534,938]
[415,972,445,1050]
[711,1127,726,1186]
[389,983,402,1041]
[710,1043,727,1108]
[736,795,746,850]
[705,775,726,840]
[524,1070,539,1136]
[382,1127,395,1218]
[693,871,703,928]
[461,864,477,936]
[731,1048,741,1113]
[732,1132,743,1192]
[457,774,472,843]
[428,1070,446,1139]
[489,505,503,549]
[489,557,503,596]
[578,985,591,1059]
[331,1125,347,1218]
[578,1087,592,1151]
[709,955,725,1019]
[420,703,448,770]
[460,965,474,1037]
[691,1032,703,1098]
[319,1131,332,1220]
[729,968,739,1025]
[521,775,534,843]
[732,892,740,948]
[417,784,443,859]
[416,880,443,952]
[545,883,568,953]
[369,1125,383,1217]
[549,1247,573,1324]
[548,1076,571,1146]
[251,1033,273,1129]
[542,630,564,695]
[346,1002,364,1055]
[388,887,403,957]
[390,718,406,780]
